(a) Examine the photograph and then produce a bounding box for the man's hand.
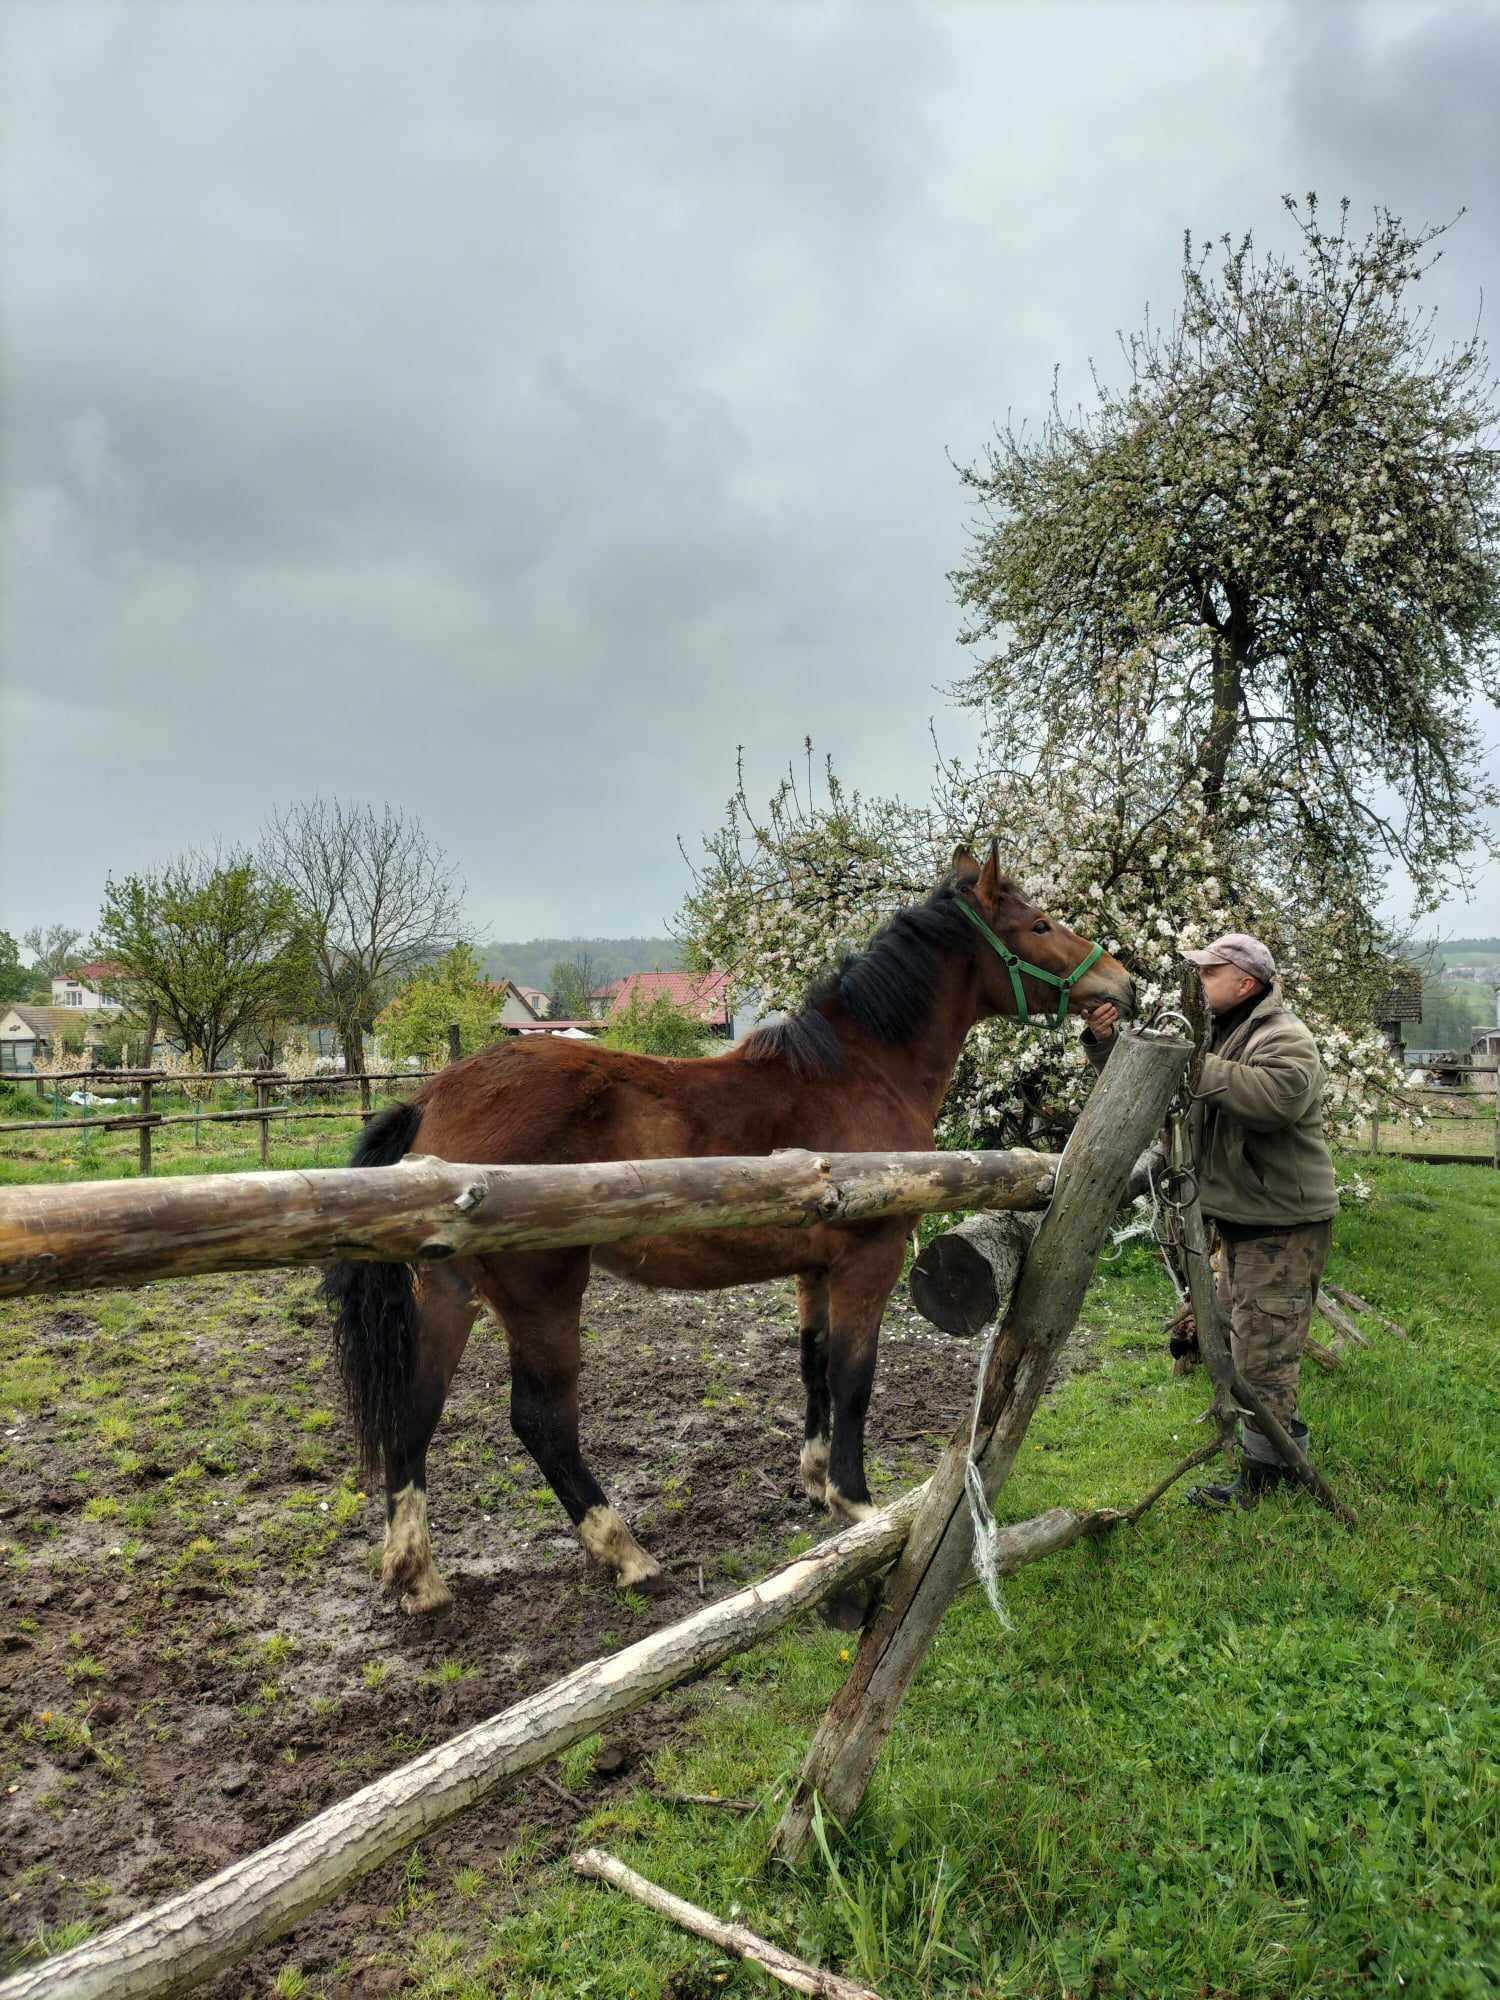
[1082,1001,1121,1042]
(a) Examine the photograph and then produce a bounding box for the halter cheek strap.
[954,899,1104,1028]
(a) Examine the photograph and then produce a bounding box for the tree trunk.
[0,1146,1060,1299]
[339,1016,366,1078]
[771,1031,1190,1863]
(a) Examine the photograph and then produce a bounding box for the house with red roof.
[604,970,734,1039]
[50,961,127,1012]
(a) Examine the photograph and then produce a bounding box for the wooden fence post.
[137,1083,153,1178]
[359,1072,371,1115]
[255,1079,271,1167]
[770,1030,1190,1864]
[447,1023,462,1064]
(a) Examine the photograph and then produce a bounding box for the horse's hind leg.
[796,1272,832,1504]
[825,1232,906,1523]
[476,1251,664,1592]
[383,1262,478,1614]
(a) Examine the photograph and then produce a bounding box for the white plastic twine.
[965,1319,1013,1628]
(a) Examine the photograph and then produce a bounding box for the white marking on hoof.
[799,1437,830,1504]
[382,1483,431,1587]
[578,1503,662,1588]
[382,1486,453,1615]
[826,1483,877,1524]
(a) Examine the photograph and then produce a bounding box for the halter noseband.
[954,898,1104,1028]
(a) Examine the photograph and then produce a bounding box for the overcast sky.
[4,1,1498,954]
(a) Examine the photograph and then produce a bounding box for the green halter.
[955,899,1104,1028]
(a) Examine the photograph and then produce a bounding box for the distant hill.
[477,936,685,993]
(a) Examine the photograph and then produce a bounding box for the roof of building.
[606,970,731,1023]
[70,960,128,983]
[508,1018,597,1035]
[2,1005,109,1039]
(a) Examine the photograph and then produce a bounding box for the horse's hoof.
[619,1561,673,1599]
[399,1573,454,1616]
[799,1439,830,1506]
[825,1484,877,1525]
[820,1578,879,1632]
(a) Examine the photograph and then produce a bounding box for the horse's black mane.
[741,871,1019,1079]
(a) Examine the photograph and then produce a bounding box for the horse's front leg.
[795,1271,832,1503]
[824,1231,907,1523]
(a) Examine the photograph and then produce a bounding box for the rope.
[964,1318,1013,1628]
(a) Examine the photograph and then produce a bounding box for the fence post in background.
[256,1079,271,1168]
[33,1073,44,1100]
[447,1024,462,1065]
[138,1082,154,1178]
[359,1072,372,1116]
[1368,1115,1380,1155]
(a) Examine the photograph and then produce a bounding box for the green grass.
[454,1153,1499,1999]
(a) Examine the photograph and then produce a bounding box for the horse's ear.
[950,844,979,882]
[977,839,1004,903]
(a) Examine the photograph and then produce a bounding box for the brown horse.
[325,844,1133,1612]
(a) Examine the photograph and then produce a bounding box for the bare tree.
[261,801,465,1074]
[21,924,85,980]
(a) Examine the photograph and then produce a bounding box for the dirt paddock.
[0,1259,1064,1992]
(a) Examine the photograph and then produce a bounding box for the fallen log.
[771,1029,1191,1863]
[0,1146,1059,1300]
[574,1849,886,2000]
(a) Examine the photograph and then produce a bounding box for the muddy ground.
[0,1266,1101,1994]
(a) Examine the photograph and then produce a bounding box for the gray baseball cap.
[1184,932,1276,982]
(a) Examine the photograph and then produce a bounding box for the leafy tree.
[98,852,319,1073]
[20,924,84,982]
[0,932,31,1004]
[951,196,1500,927]
[598,990,708,1057]
[375,944,498,1065]
[260,799,464,1075]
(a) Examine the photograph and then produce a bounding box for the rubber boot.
[1188,1419,1309,1510]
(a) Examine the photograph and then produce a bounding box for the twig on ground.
[1316,1291,1371,1348]
[534,1772,588,1813]
[573,1847,886,1999]
[650,1787,759,1814]
[1325,1282,1409,1340]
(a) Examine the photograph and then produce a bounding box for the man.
[1084,932,1336,1508]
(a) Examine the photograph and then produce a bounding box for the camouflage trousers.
[1212,1220,1333,1429]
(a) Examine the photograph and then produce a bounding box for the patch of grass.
[425,1657,477,1688]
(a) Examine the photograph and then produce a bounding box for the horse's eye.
[1031,920,1050,935]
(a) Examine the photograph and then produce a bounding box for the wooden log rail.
[0,1147,1060,1298]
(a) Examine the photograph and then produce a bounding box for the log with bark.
[907,1211,1042,1335]
[771,1029,1192,1864]
[0,1146,1059,1300]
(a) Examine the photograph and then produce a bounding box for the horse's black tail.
[322,1100,425,1478]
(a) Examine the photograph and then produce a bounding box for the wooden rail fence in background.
[0,1069,442,1175]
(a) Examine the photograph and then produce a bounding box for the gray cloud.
[3,1,1497,945]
